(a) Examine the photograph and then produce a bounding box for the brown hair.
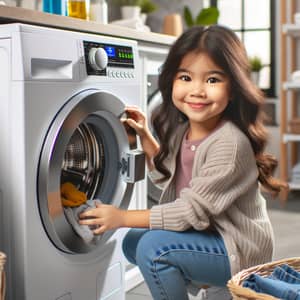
[152,25,286,195]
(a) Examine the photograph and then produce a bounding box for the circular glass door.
[38,89,138,254]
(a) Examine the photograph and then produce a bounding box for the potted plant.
[140,0,158,23]
[114,0,143,19]
[183,6,219,27]
[249,56,263,85]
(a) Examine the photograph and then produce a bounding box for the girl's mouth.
[186,102,210,109]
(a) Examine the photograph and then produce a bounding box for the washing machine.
[0,23,145,300]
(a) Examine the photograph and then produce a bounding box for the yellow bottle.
[67,0,89,20]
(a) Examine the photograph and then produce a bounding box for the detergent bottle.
[67,0,89,20]
[43,0,67,16]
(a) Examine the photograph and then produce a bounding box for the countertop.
[0,5,176,46]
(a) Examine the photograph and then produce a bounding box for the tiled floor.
[126,193,300,299]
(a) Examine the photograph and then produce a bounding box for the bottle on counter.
[90,0,108,24]
[43,0,67,15]
[67,0,90,20]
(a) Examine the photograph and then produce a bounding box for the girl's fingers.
[93,226,106,235]
[95,201,102,208]
[79,209,98,219]
[125,107,146,119]
[79,217,99,225]
[126,118,140,130]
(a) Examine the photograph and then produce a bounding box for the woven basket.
[0,252,6,300]
[227,257,300,300]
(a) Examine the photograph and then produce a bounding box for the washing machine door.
[38,89,145,254]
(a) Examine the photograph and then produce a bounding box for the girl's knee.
[122,232,133,263]
[122,228,149,264]
[135,231,162,266]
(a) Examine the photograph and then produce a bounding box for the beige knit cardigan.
[149,121,274,276]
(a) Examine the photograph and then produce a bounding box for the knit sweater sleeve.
[150,126,259,231]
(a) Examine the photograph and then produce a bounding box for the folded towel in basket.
[64,199,102,244]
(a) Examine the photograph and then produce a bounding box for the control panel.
[84,41,135,76]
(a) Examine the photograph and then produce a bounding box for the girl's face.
[172,51,230,135]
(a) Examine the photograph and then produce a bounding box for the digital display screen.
[105,46,116,58]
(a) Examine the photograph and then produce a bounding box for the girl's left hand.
[79,202,125,235]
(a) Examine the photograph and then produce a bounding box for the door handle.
[120,150,145,183]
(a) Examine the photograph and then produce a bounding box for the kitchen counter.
[0,5,176,46]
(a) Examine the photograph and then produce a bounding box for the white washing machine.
[0,23,145,300]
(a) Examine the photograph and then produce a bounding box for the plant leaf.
[196,7,219,25]
[184,6,194,27]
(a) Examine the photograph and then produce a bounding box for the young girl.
[80,25,286,300]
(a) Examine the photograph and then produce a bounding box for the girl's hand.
[125,106,160,169]
[79,202,125,235]
[124,106,149,138]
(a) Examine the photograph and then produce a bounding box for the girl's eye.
[179,75,191,81]
[207,77,220,84]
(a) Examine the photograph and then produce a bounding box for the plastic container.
[43,0,67,15]
[67,0,89,20]
[90,0,108,24]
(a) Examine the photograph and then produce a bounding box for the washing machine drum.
[38,89,145,254]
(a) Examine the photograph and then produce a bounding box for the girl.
[80,25,286,300]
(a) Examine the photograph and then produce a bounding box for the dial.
[88,47,108,71]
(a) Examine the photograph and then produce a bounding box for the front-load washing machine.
[0,23,145,300]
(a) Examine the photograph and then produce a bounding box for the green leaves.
[183,6,194,27]
[249,56,263,72]
[184,6,219,27]
[140,0,157,13]
[114,0,142,6]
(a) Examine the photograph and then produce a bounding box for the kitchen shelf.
[279,1,300,201]
[283,133,300,143]
[283,81,300,90]
[288,181,300,190]
[282,23,300,36]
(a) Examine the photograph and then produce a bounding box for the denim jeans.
[270,264,300,284]
[122,228,231,300]
[243,264,300,300]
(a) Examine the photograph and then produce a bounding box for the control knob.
[88,47,108,71]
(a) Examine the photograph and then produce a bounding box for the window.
[205,0,275,97]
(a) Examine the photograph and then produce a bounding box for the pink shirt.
[175,131,203,197]
[175,123,225,197]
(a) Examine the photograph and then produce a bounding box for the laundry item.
[61,182,87,207]
[64,199,102,244]
[243,264,300,299]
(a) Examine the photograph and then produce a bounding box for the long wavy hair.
[152,25,286,195]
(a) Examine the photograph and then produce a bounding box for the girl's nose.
[191,82,206,97]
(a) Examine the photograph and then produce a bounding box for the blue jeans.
[122,228,231,300]
[243,264,300,300]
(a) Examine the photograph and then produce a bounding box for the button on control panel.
[107,70,135,79]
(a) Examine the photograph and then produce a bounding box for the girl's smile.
[172,51,230,139]
[185,101,212,110]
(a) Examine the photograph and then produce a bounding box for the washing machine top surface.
[1,22,141,87]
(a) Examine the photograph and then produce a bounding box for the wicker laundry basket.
[227,257,300,300]
[0,252,6,300]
